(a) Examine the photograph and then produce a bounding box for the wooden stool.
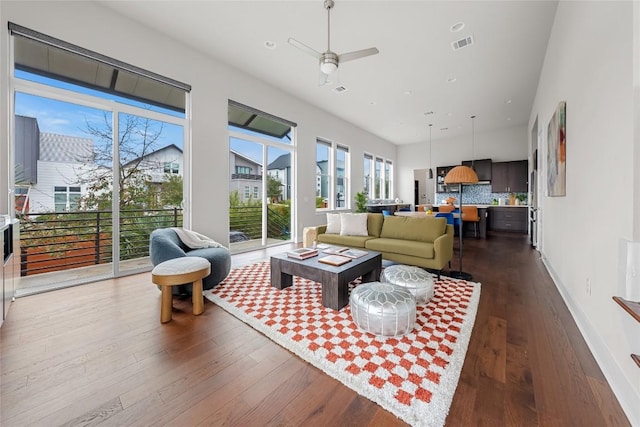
[151,257,211,323]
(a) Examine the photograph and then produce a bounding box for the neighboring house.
[122,143,183,183]
[266,153,290,201]
[229,149,262,201]
[15,115,94,213]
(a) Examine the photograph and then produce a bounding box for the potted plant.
[355,191,368,213]
[516,193,527,205]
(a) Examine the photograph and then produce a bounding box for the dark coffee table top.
[271,249,381,272]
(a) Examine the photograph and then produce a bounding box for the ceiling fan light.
[320,60,338,74]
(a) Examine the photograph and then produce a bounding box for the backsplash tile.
[436,184,528,205]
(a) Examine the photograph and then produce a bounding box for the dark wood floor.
[0,233,630,426]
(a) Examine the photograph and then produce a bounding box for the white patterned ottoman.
[381,264,435,304]
[349,282,416,337]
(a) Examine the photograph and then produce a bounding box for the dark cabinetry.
[462,158,492,181]
[491,160,528,193]
[436,166,460,193]
[488,207,527,233]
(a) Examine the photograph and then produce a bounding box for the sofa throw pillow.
[325,213,341,234]
[340,213,368,236]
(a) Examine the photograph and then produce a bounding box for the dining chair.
[461,206,480,238]
[438,205,455,213]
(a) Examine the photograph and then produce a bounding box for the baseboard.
[540,254,640,426]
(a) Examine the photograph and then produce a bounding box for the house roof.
[267,153,290,170]
[39,132,93,163]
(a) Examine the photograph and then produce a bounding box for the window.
[336,145,349,208]
[385,160,393,199]
[164,162,179,174]
[316,139,349,210]
[235,166,251,174]
[363,154,373,197]
[253,186,259,198]
[54,186,81,212]
[244,186,250,199]
[375,158,383,199]
[364,153,392,200]
[316,141,330,207]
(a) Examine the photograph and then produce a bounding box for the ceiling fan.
[288,0,379,86]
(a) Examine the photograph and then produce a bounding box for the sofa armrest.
[303,225,327,247]
[432,224,454,269]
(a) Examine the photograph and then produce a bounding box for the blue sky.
[15,70,294,166]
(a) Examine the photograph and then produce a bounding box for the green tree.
[267,175,283,203]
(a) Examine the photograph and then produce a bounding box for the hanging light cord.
[471,115,476,168]
[429,124,432,170]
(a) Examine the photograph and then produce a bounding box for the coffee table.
[270,250,382,310]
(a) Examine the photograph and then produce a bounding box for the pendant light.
[428,124,434,179]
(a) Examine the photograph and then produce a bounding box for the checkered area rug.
[204,261,480,427]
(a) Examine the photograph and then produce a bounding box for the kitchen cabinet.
[436,166,460,193]
[462,158,492,181]
[488,207,527,233]
[491,160,528,193]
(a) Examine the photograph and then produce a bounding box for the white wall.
[0,1,395,243]
[529,1,639,424]
[397,126,528,206]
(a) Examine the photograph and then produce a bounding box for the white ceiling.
[98,1,558,145]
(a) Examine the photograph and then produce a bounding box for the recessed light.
[423,111,434,116]
[450,22,465,32]
[447,77,457,83]
[369,101,377,106]
[507,117,512,121]
[447,112,453,117]
[504,99,512,104]
[264,40,277,49]
[404,90,412,96]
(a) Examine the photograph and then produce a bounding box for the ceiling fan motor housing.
[320,51,339,74]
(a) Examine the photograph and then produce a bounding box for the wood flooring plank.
[0,234,631,427]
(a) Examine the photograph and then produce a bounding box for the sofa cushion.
[340,213,368,236]
[326,213,341,234]
[366,213,384,237]
[317,233,373,248]
[380,216,446,243]
[365,238,435,259]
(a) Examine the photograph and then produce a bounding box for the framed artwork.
[547,101,566,196]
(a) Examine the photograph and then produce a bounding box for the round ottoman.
[381,265,435,304]
[349,282,416,337]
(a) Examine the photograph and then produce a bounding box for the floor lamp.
[444,127,479,280]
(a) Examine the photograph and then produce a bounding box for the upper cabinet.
[462,158,492,181]
[436,166,460,193]
[491,160,528,193]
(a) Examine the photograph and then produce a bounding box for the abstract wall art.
[547,101,566,196]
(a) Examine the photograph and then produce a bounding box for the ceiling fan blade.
[288,38,321,59]
[338,47,379,63]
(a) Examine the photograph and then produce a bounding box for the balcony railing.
[17,208,182,276]
[17,204,291,277]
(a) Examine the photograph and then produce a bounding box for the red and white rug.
[204,261,480,427]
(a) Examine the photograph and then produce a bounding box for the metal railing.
[17,204,290,277]
[17,208,182,276]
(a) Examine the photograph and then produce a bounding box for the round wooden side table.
[151,257,211,323]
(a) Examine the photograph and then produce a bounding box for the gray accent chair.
[149,228,231,295]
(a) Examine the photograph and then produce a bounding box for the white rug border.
[205,265,481,427]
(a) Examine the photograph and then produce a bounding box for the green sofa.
[306,213,454,277]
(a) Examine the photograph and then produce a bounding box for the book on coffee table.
[318,254,352,266]
[287,248,318,260]
[340,248,368,259]
[323,246,349,255]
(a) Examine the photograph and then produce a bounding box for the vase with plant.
[355,191,368,213]
[516,193,527,205]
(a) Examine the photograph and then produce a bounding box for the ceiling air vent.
[451,35,474,51]
[333,85,348,93]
